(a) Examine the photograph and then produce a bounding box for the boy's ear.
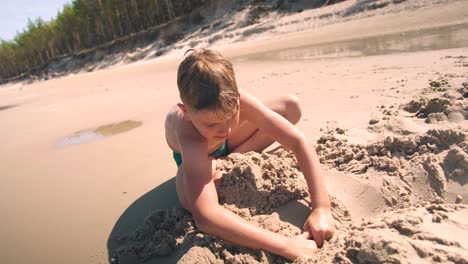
[177,103,192,121]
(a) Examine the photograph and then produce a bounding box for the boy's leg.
[228,94,302,153]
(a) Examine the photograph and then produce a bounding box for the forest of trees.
[0,0,208,81]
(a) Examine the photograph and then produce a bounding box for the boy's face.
[184,106,240,142]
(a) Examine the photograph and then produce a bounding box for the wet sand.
[1,1,468,263]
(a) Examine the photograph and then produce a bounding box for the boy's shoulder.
[165,105,205,152]
[238,89,264,116]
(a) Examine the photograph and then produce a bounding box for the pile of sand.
[299,201,468,264]
[367,75,467,137]
[403,77,467,124]
[110,135,468,263]
[110,149,349,263]
[317,128,467,202]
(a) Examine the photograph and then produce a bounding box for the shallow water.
[235,22,468,61]
[56,120,142,148]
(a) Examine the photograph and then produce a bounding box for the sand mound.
[110,138,468,263]
[317,128,467,204]
[336,203,468,264]
[110,149,350,263]
[402,78,468,124]
[299,201,468,264]
[317,128,467,173]
[368,77,467,137]
[217,151,308,216]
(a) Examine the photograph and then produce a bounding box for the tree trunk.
[164,0,175,19]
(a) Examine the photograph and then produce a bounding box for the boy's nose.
[219,126,231,136]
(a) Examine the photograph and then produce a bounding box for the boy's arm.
[177,128,317,260]
[240,91,335,246]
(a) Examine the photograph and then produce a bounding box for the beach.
[1,0,467,263]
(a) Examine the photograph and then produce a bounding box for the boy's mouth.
[215,134,229,139]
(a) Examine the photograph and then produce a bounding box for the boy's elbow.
[193,214,211,233]
[290,133,319,155]
[290,132,308,153]
[191,206,218,234]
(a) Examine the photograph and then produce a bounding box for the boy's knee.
[284,94,302,124]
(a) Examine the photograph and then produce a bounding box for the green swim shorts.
[172,140,229,167]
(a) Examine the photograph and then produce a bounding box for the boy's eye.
[207,124,217,128]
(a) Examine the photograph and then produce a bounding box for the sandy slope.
[0,0,467,263]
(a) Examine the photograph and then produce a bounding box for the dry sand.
[1,0,468,263]
[110,129,468,263]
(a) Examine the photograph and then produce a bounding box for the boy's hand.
[303,207,335,247]
[282,232,318,261]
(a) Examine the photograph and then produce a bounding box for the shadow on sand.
[107,176,190,264]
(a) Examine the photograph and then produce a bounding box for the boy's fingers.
[300,228,312,239]
[313,231,324,247]
[302,226,309,237]
[210,158,217,169]
[297,231,310,240]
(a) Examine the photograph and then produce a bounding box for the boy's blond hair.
[177,49,240,116]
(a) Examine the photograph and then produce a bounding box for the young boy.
[164,49,335,260]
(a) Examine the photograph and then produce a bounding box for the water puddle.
[56,120,142,148]
[234,23,468,61]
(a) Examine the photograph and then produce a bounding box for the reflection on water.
[57,120,142,148]
[235,23,468,61]
[94,120,142,136]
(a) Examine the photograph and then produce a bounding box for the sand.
[1,0,468,263]
[108,48,468,262]
[110,128,468,263]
